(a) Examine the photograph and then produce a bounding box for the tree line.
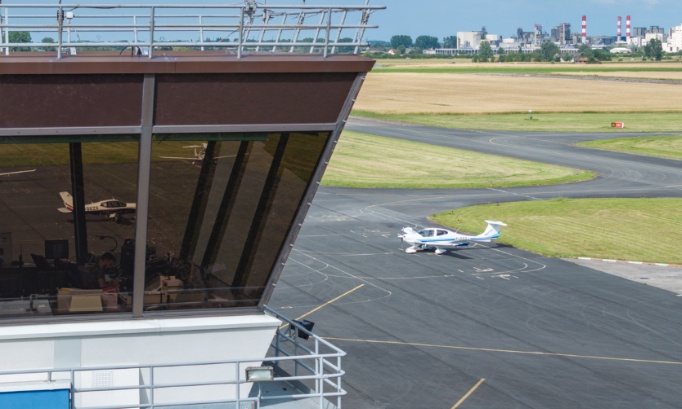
[390,35,456,49]
[386,34,668,62]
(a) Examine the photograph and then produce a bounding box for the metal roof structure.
[0,3,384,58]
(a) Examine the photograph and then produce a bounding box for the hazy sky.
[366,0,682,42]
[3,0,681,42]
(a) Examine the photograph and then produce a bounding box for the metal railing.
[0,3,384,58]
[0,308,346,409]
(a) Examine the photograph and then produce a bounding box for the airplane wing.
[0,169,36,176]
[57,207,72,213]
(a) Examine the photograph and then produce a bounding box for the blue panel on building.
[0,389,70,409]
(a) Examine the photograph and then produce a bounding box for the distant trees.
[591,48,613,62]
[9,31,31,43]
[390,35,412,49]
[498,51,542,63]
[335,37,355,53]
[8,31,32,52]
[478,42,494,62]
[368,40,391,48]
[375,32,673,63]
[40,37,56,52]
[442,36,457,49]
[415,35,439,50]
[540,42,561,62]
[576,44,612,63]
[644,38,663,61]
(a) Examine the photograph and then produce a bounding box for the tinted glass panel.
[146,132,329,311]
[0,140,138,318]
[0,131,330,318]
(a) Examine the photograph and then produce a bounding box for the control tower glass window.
[147,132,329,311]
[0,131,329,318]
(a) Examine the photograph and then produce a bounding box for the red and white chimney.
[626,15,631,42]
[582,16,587,43]
[617,16,622,38]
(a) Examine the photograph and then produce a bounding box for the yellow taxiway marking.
[295,284,365,321]
[324,337,682,366]
[452,378,485,409]
[278,284,365,330]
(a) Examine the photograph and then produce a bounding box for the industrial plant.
[428,15,682,56]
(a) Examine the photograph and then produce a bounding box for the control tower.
[0,3,382,408]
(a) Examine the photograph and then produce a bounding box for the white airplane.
[399,220,507,255]
[0,169,36,177]
[159,143,233,164]
[57,191,136,221]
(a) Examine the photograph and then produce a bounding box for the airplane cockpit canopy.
[103,201,126,208]
[418,229,434,237]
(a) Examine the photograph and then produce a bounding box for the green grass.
[432,198,682,265]
[577,135,682,160]
[352,111,682,133]
[321,131,594,188]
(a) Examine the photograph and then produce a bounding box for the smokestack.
[617,16,622,38]
[582,16,587,43]
[626,15,631,42]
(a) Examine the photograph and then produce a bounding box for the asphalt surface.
[267,118,682,409]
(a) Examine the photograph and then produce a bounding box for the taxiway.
[268,118,682,409]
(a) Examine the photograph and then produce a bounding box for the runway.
[267,118,682,408]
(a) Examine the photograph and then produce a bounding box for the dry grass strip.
[355,72,682,114]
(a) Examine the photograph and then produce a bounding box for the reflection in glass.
[0,139,138,317]
[148,132,329,311]
[0,132,330,317]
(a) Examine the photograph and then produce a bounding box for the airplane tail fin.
[59,191,74,212]
[473,220,507,241]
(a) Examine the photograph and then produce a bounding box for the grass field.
[354,61,682,132]
[336,60,682,264]
[431,198,682,265]
[322,131,593,188]
[576,135,682,160]
[354,72,682,115]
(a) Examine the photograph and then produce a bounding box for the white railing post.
[133,15,138,44]
[148,6,155,59]
[199,15,204,51]
[56,6,63,58]
[0,7,5,55]
[238,6,244,58]
[323,8,332,57]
